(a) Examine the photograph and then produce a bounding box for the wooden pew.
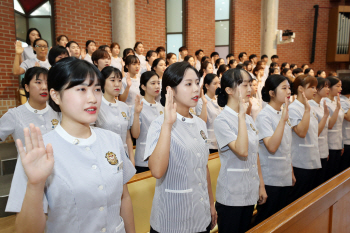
[247,168,350,233]
[127,153,220,233]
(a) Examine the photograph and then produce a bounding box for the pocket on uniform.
[115,216,125,233]
[226,168,249,194]
[268,156,288,178]
[162,189,193,223]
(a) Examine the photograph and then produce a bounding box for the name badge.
[250,123,259,135]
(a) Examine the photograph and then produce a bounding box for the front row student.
[214,69,267,233]
[6,58,136,233]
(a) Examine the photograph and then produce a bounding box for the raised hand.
[16,124,54,186]
[126,72,132,87]
[238,88,247,117]
[80,47,86,59]
[15,41,24,55]
[164,86,177,125]
[323,100,330,117]
[336,93,341,110]
[134,95,143,114]
[302,92,311,112]
[282,97,289,122]
[201,89,207,104]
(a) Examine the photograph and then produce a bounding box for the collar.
[266,104,282,114]
[340,95,350,100]
[205,94,216,102]
[224,105,238,116]
[55,123,96,146]
[35,57,48,63]
[176,112,195,123]
[294,99,305,108]
[25,101,49,114]
[102,96,118,107]
[142,98,157,107]
[309,99,320,107]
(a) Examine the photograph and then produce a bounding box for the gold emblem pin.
[287,119,291,127]
[200,130,207,140]
[160,111,163,115]
[105,151,119,165]
[121,112,127,118]
[51,119,59,129]
[190,108,195,114]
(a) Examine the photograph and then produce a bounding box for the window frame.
[215,0,232,54]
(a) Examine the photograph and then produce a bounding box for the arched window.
[14,0,55,47]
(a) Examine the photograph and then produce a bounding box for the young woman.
[217,64,229,79]
[119,55,141,107]
[22,28,41,61]
[131,71,163,173]
[6,58,136,233]
[48,46,69,66]
[214,58,225,74]
[254,75,294,225]
[269,67,280,76]
[290,64,297,71]
[96,66,138,166]
[184,55,195,67]
[340,77,350,171]
[282,68,294,83]
[134,42,147,71]
[13,39,51,76]
[111,42,123,71]
[281,62,290,70]
[316,70,327,78]
[195,73,221,154]
[144,62,217,233]
[309,77,330,185]
[199,61,214,87]
[166,53,177,67]
[91,49,111,71]
[247,78,262,121]
[84,40,97,64]
[151,58,166,102]
[140,50,158,75]
[214,69,267,233]
[305,68,315,77]
[229,59,238,69]
[66,41,81,59]
[0,67,60,144]
[252,66,265,102]
[56,35,69,47]
[122,48,135,67]
[325,76,344,179]
[287,75,321,204]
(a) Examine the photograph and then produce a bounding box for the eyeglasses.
[35,45,48,49]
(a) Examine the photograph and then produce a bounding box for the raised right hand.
[282,97,289,122]
[126,72,132,87]
[238,88,247,117]
[164,86,177,125]
[16,124,54,186]
[15,41,24,55]
[302,91,311,112]
[336,93,341,110]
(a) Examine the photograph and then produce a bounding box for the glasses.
[35,45,48,49]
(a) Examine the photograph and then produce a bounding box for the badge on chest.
[250,123,259,135]
[51,119,59,129]
[287,119,291,127]
[121,112,130,120]
[200,130,210,144]
[105,151,119,165]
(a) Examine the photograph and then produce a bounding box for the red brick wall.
[230,0,261,57]
[135,0,166,52]
[54,0,112,49]
[278,0,350,74]
[185,0,215,57]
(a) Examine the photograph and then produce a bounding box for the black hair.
[26,28,42,45]
[243,60,251,67]
[281,62,289,70]
[99,45,110,51]
[124,55,140,72]
[151,58,165,72]
[341,77,350,95]
[290,64,297,69]
[166,53,176,66]
[271,55,279,59]
[195,49,204,56]
[160,62,199,106]
[139,71,159,96]
[66,41,79,48]
[217,64,228,77]
[249,54,257,61]
[32,38,48,54]
[215,58,224,69]
[21,67,48,98]
[316,77,330,92]
[203,73,218,94]
[201,56,209,63]
[134,42,143,51]
[146,50,157,62]
[301,64,308,69]
[217,68,248,107]
[316,70,325,77]
[56,35,69,43]
[281,68,290,76]
[238,52,247,60]
[304,68,313,75]
[270,62,278,68]
[226,53,234,59]
[236,64,243,69]
[199,60,212,77]
[100,66,122,93]
[292,68,303,76]
[85,40,96,53]
[210,52,219,58]
[261,74,288,102]
[48,46,69,66]
[48,57,103,112]
[261,54,268,60]
[179,46,188,52]
[156,46,165,53]
[184,55,194,63]
[269,67,278,76]
[326,76,341,88]
[123,48,135,61]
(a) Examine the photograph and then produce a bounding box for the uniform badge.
[250,123,259,135]
[121,112,127,118]
[287,119,291,127]
[51,119,59,129]
[160,111,163,115]
[200,130,210,144]
[313,112,318,120]
[190,108,195,115]
[105,151,119,165]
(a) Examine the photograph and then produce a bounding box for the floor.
[0,215,15,233]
